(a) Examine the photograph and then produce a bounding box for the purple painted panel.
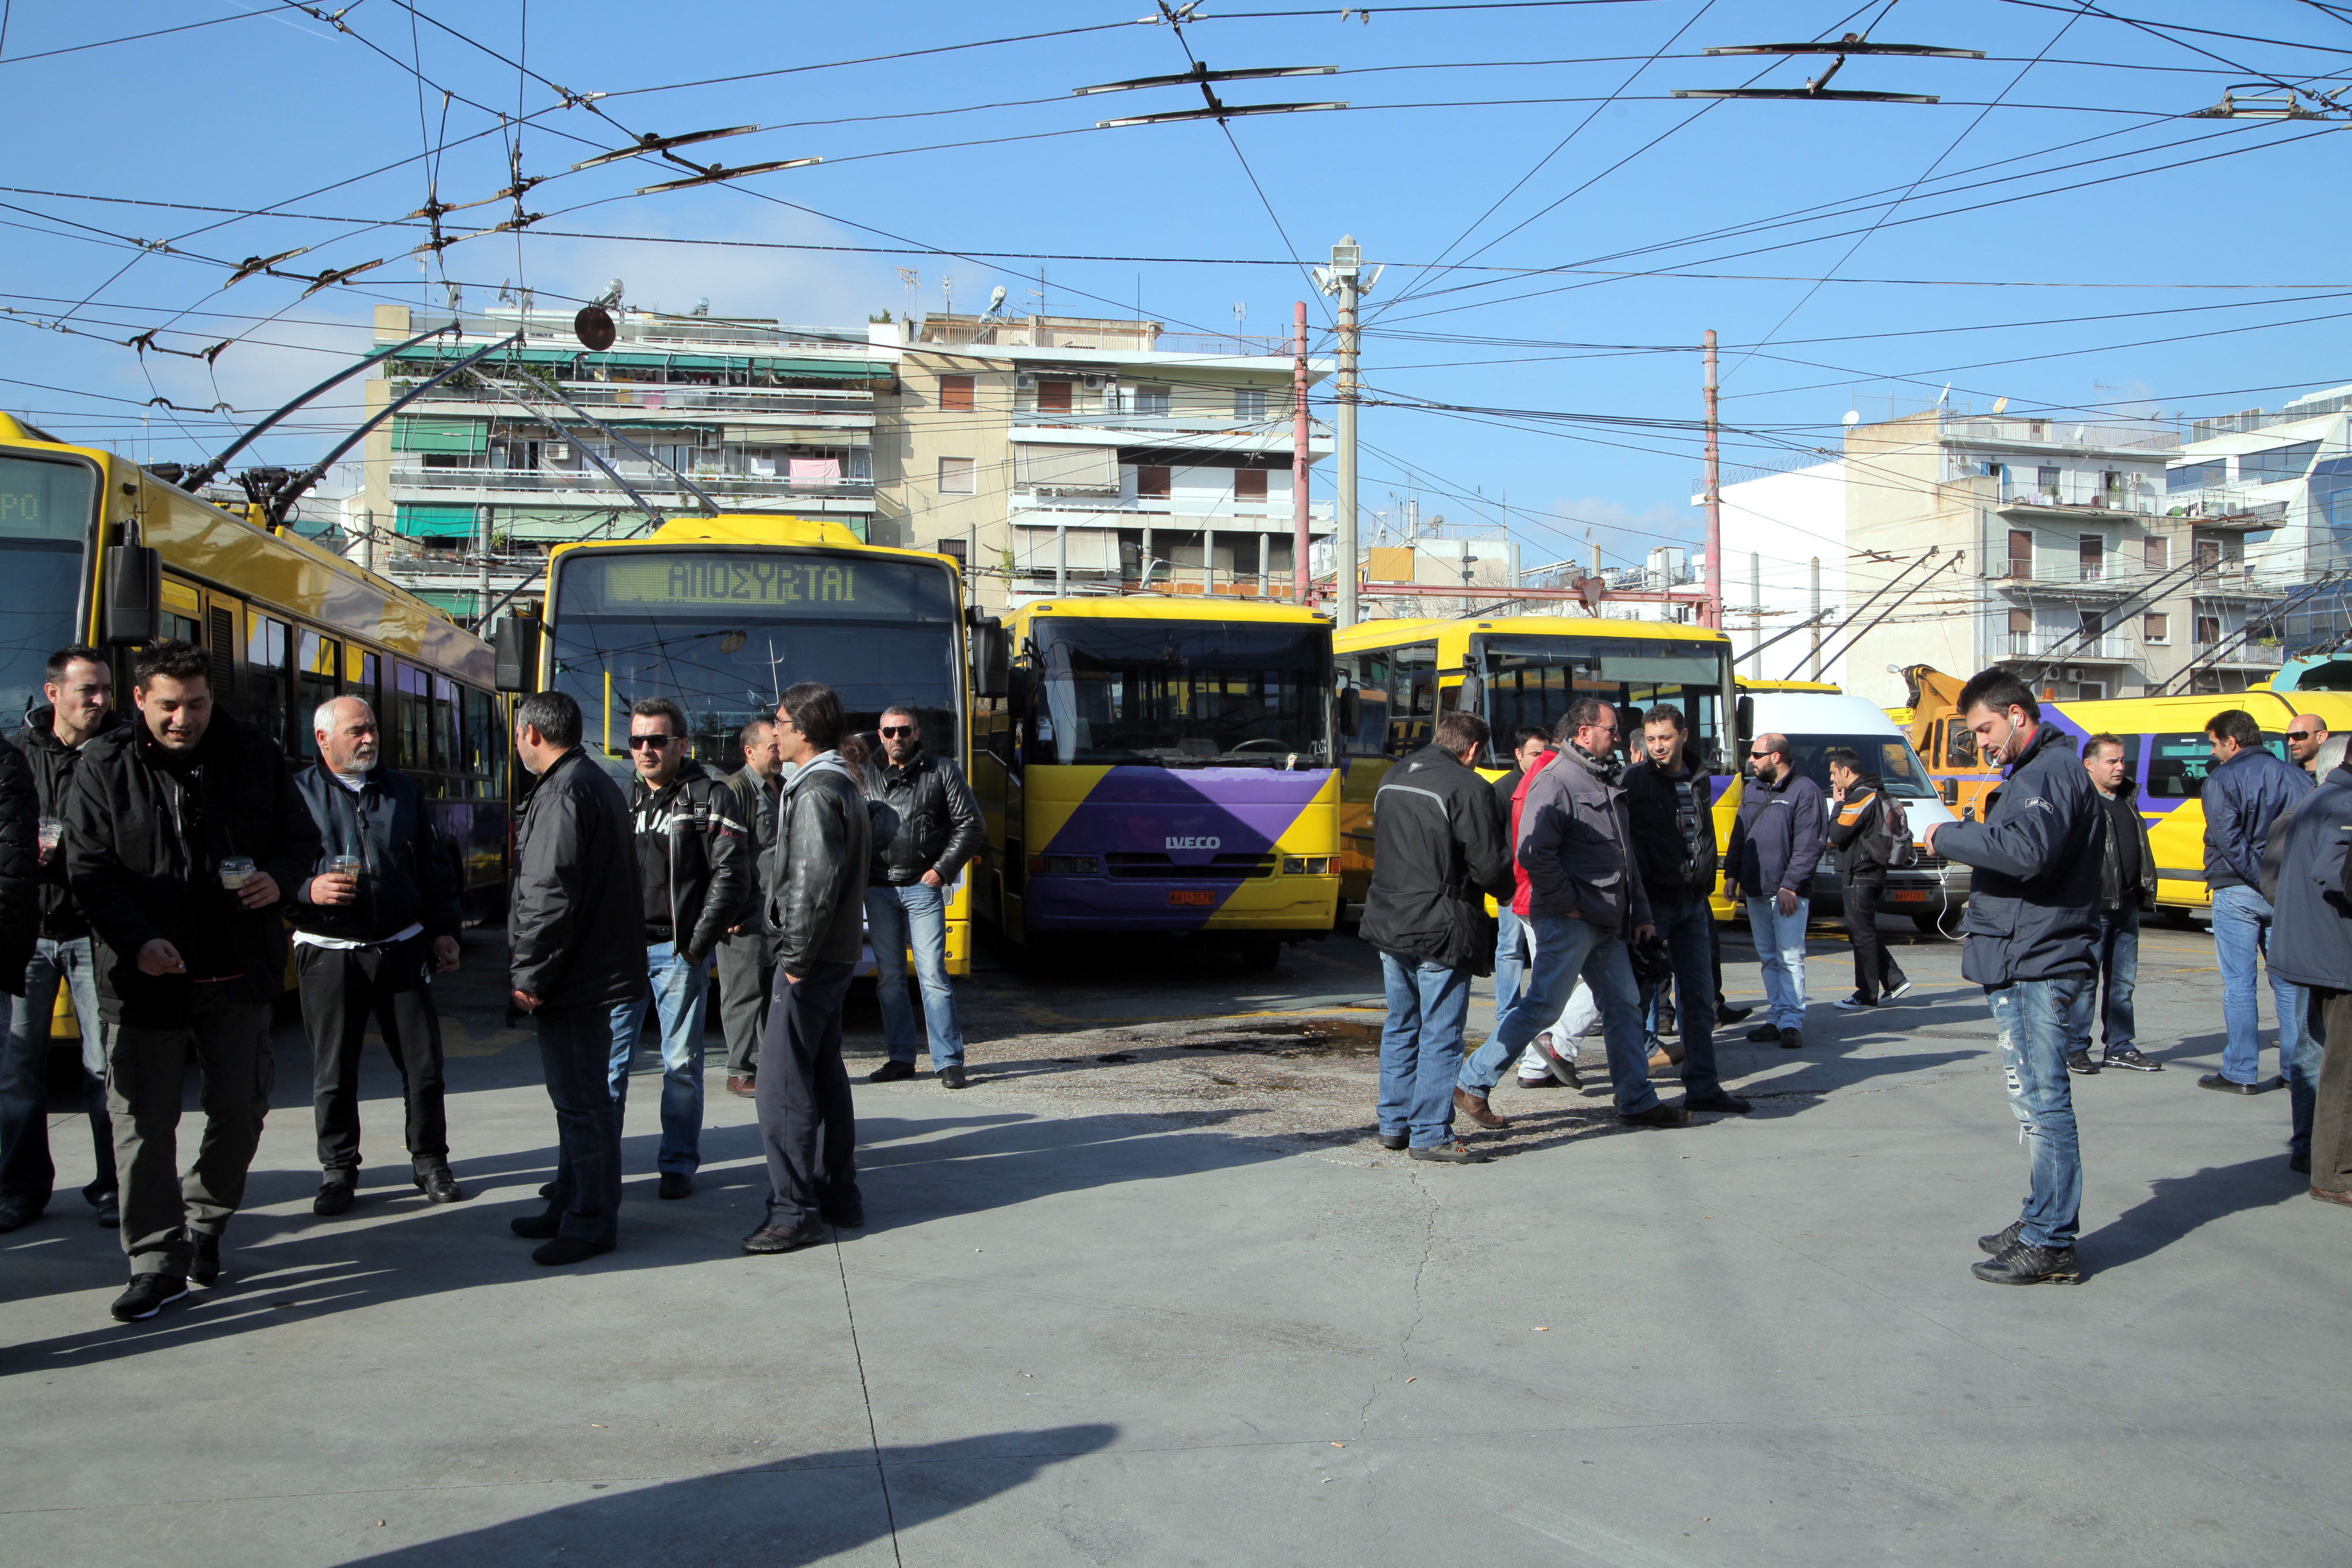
[1042,767,1330,862]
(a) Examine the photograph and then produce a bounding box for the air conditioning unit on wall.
[1015,372,1035,389]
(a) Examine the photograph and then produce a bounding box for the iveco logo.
[1166,836,1221,850]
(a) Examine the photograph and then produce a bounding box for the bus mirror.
[1940,777,1959,805]
[974,618,1009,700]
[1339,686,1362,737]
[1736,695,1754,748]
[1457,671,1484,717]
[102,544,160,647]
[492,617,541,693]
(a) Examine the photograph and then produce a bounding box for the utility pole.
[1810,557,1822,679]
[477,502,493,627]
[1292,300,1311,604]
[1703,329,1723,630]
[1319,237,1378,627]
[1749,552,1762,674]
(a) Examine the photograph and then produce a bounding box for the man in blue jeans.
[863,706,983,1090]
[1725,732,1825,1051]
[608,697,751,1201]
[2197,709,2317,1132]
[1458,699,1688,1130]
[1924,670,2104,1286]
[2069,733,2162,1075]
[1360,711,1514,1163]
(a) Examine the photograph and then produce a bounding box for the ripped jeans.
[1984,976,2088,1251]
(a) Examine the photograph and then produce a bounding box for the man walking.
[2070,734,2161,1075]
[2286,714,2328,776]
[2200,708,2315,1099]
[1,646,119,1231]
[608,697,751,1200]
[1624,705,1748,1114]
[1726,733,1825,1049]
[864,704,983,1090]
[1923,670,2103,1286]
[67,641,320,1320]
[1824,748,1912,1012]
[1460,699,1689,1130]
[745,683,872,1254]
[2269,742,2352,1197]
[508,691,646,1267]
[292,696,466,1215]
[1489,725,1549,1018]
[1360,711,1514,1162]
[717,718,787,1099]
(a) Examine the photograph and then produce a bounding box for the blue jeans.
[0,936,114,1208]
[1494,906,1527,1016]
[1745,897,1810,1029]
[1378,956,1472,1148]
[607,941,709,1175]
[538,1005,621,1249]
[2065,905,2140,1060]
[1985,977,2087,1250]
[866,881,965,1069]
[1647,897,1723,1096]
[1462,915,1657,1114]
[2211,885,2320,1142]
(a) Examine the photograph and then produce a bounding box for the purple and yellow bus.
[974,598,1340,970]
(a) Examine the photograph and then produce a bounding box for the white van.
[1739,689,1967,932]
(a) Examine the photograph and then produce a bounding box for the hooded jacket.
[15,704,125,941]
[1359,742,1514,973]
[1518,742,1653,937]
[65,714,321,1024]
[1622,745,1718,904]
[508,746,648,1012]
[2269,762,2352,992]
[1929,722,2103,986]
[2203,742,2310,891]
[764,752,873,977]
[868,748,983,888]
[1726,766,1827,899]
[627,756,752,965]
[288,762,465,945]
[1825,772,1893,886]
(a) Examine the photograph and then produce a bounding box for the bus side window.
[295,630,338,759]
[462,686,497,797]
[394,662,432,772]
[431,676,461,789]
[1346,653,1390,756]
[247,614,291,752]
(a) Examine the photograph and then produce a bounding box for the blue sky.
[3,1,2347,575]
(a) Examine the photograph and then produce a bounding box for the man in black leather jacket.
[507,690,647,1268]
[864,705,982,1090]
[606,696,751,1200]
[746,682,872,1255]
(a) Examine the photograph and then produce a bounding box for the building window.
[1133,385,1171,416]
[2036,465,2061,499]
[2007,529,2033,578]
[2143,612,2169,643]
[1233,388,1270,422]
[2195,537,2222,568]
[937,457,975,495]
[2240,440,2318,485]
[939,375,974,412]
[2144,536,2166,572]
[2008,608,2032,634]
[2196,615,2221,647]
[1036,379,1073,414]
[1135,465,1171,500]
[1234,469,1269,502]
[2169,459,2225,493]
[2078,534,2104,582]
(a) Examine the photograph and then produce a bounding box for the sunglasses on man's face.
[628,733,679,749]
[2291,729,2320,740]
[880,725,917,738]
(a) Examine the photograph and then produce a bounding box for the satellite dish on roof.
[1842,410,1860,427]
[574,306,617,352]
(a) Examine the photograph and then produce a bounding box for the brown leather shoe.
[726,1074,757,1099]
[1453,1086,1509,1130]
[2312,1186,2352,1208]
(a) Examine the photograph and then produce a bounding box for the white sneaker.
[1833,994,1875,1012]
[1883,979,1914,1001]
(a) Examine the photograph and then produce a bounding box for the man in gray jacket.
[507,691,647,1268]
[745,682,873,1256]
[1923,670,2104,1286]
[2268,745,2352,1201]
[1457,697,1687,1129]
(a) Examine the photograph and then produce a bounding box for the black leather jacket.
[764,753,872,977]
[868,749,983,887]
[508,747,648,1012]
[289,763,465,944]
[16,706,124,940]
[628,759,753,964]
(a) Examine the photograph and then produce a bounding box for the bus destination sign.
[603,556,863,608]
[559,549,957,623]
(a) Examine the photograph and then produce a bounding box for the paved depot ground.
[3,917,2346,1566]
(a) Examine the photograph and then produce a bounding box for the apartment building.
[871,313,1332,608]
[2165,382,2352,580]
[1840,409,2289,710]
[359,300,893,615]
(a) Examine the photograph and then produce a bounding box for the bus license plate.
[1169,890,1216,907]
[1888,889,1928,903]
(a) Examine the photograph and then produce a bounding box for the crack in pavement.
[1358,1163,1442,1446]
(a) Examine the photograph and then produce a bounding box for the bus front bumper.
[1022,872,1339,934]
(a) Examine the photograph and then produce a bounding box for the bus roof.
[1737,677,1841,693]
[1335,613,1728,656]
[1009,597,1329,626]
[548,514,963,574]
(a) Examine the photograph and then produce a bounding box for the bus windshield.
[0,454,95,718]
[1477,634,1731,772]
[546,548,963,777]
[1032,616,1331,767]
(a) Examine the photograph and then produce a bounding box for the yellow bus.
[0,411,508,1035]
[1332,615,1740,914]
[973,597,1339,968]
[526,514,992,974]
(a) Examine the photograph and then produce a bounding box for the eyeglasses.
[880,725,917,738]
[627,733,679,749]
[2290,729,2320,739]
[1748,750,1773,758]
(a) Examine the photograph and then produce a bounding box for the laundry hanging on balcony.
[787,457,841,485]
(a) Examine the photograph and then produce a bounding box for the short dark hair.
[738,717,774,750]
[1434,710,1488,755]
[881,703,918,725]
[2206,708,2261,749]
[46,646,107,683]
[516,689,582,748]
[628,696,688,739]
[1956,668,2041,724]
[1511,725,1547,752]
[1823,747,1863,772]
[131,640,209,693]
[779,681,846,752]
[1554,695,1612,745]
[1643,703,1687,734]
[2082,731,2129,760]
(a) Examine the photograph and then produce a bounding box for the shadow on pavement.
[331,1426,1120,1568]
[2079,1154,2310,1273]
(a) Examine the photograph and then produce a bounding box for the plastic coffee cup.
[37,817,61,851]
[329,854,362,878]
[219,856,257,890]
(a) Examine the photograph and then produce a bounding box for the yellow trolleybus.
[526,515,992,974]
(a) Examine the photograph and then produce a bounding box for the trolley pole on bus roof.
[1292,301,1311,605]
[1703,329,1724,630]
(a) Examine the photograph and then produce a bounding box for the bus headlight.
[1282,857,1332,876]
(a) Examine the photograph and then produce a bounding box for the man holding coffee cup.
[66,640,320,1322]
[290,695,466,1216]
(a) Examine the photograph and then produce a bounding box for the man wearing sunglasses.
[1724,733,1825,1050]
[2287,715,2330,777]
[607,698,752,1201]
[864,706,983,1090]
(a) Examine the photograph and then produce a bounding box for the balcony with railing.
[2198,638,2287,666]
[1009,409,1330,443]
[2004,629,2132,661]
[1009,495,1336,529]
[1995,481,2158,516]
[1941,413,2180,454]
[389,378,876,423]
[389,465,873,506]
[2160,487,2293,529]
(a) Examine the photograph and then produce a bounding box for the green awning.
[753,358,893,379]
[392,417,488,454]
[387,344,581,366]
[395,503,478,538]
